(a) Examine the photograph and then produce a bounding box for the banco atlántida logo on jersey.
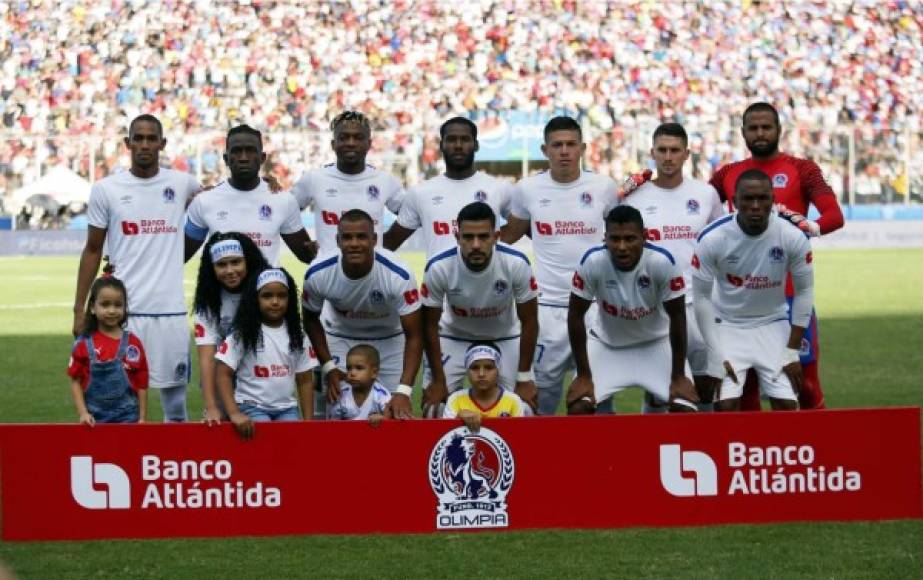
[120,219,178,236]
[659,443,862,498]
[70,455,282,510]
[429,426,514,530]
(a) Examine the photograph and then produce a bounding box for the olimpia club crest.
[429,426,515,530]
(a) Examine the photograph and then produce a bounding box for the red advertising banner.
[1,408,920,541]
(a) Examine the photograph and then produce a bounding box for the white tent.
[9,165,92,211]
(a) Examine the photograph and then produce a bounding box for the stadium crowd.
[1,0,921,202]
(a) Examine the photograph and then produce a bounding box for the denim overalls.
[84,333,139,423]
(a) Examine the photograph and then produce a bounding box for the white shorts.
[127,315,190,388]
[424,335,520,392]
[717,320,798,402]
[535,304,594,389]
[327,333,405,391]
[588,333,692,404]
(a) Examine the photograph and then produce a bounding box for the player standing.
[184,124,317,266]
[291,111,405,255]
[302,210,423,419]
[709,102,843,410]
[566,206,698,414]
[620,123,726,411]
[73,114,200,422]
[383,117,513,258]
[693,170,814,411]
[421,202,539,414]
[501,116,618,415]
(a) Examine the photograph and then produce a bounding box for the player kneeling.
[565,206,699,414]
[443,343,528,432]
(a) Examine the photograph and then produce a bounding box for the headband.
[256,269,288,290]
[210,239,244,262]
[465,345,501,369]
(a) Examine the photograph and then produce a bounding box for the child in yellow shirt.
[443,342,527,431]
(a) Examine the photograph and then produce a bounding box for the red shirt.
[67,331,149,392]
[709,153,844,235]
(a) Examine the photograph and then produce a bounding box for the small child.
[443,342,527,432]
[67,265,148,424]
[327,344,391,425]
[216,267,317,440]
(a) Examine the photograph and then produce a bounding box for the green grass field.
[0,249,921,579]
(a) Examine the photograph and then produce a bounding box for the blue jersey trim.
[425,247,458,272]
[373,384,390,396]
[580,244,607,265]
[184,220,208,241]
[643,242,675,265]
[538,302,569,309]
[375,252,410,280]
[130,312,187,317]
[697,214,734,242]
[305,255,339,279]
[496,244,530,265]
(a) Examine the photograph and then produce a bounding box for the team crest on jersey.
[429,426,514,530]
[579,192,593,207]
[686,198,700,215]
[259,204,272,220]
[769,246,785,262]
[637,275,652,289]
[474,190,488,202]
[162,187,176,203]
[174,361,187,381]
[772,173,789,188]
[370,289,385,305]
[125,345,141,363]
[367,185,380,200]
[493,280,508,295]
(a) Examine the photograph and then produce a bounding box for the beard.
[746,137,779,158]
[443,150,476,173]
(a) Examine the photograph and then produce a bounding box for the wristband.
[321,360,337,375]
[516,371,535,382]
[780,347,801,367]
[395,384,414,397]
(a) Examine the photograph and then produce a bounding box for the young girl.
[216,267,317,440]
[193,232,270,425]
[443,342,527,432]
[67,265,149,424]
[327,344,391,425]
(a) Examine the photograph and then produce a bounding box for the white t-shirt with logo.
[692,215,813,328]
[327,381,392,420]
[86,168,201,314]
[422,243,538,340]
[302,249,421,339]
[622,178,725,302]
[184,180,303,266]
[572,243,686,348]
[216,324,317,411]
[193,290,242,346]
[291,164,404,254]
[510,170,618,307]
[396,171,513,258]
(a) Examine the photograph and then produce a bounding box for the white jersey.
[327,381,392,420]
[692,214,813,328]
[291,164,404,254]
[302,249,421,339]
[510,170,618,306]
[193,289,242,346]
[396,171,513,258]
[216,324,317,411]
[422,243,537,340]
[86,168,200,314]
[572,243,686,348]
[184,180,303,266]
[622,178,725,302]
